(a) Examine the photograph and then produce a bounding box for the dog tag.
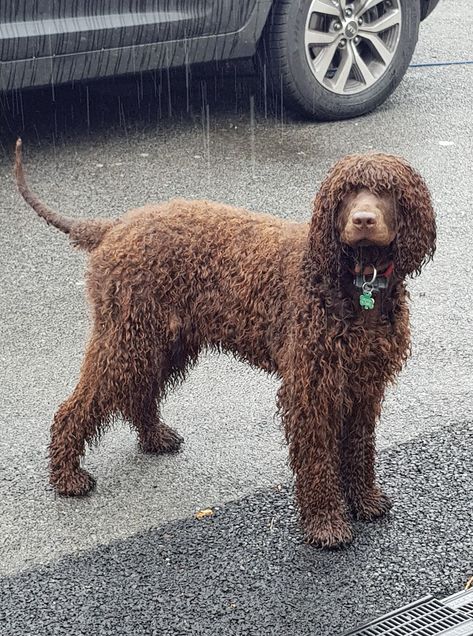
[359,291,375,310]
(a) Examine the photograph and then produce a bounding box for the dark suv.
[0,0,440,120]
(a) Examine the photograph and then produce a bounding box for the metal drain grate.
[444,589,473,621]
[344,589,473,636]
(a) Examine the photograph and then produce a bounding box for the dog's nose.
[351,211,377,230]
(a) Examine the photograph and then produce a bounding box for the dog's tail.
[15,138,116,251]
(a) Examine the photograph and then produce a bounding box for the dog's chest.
[341,318,395,370]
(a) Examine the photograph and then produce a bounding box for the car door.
[0,1,266,90]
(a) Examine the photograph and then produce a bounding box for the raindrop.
[19,91,25,130]
[263,63,268,120]
[184,36,191,114]
[234,65,238,114]
[117,97,129,143]
[250,95,256,179]
[138,72,144,105]
[200,80,211,187]
[157,69,163,121]
[206,103,210,187]
[280,74,284,142]
[166,56,172,117]
[49,30,56,104]
[86,86,90,131]
[152,70,158,98]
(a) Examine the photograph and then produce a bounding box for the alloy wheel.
[304,0,402,95]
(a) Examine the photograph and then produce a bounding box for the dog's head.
[308,153,436,281]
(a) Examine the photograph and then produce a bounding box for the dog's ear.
[306,164,352,283]
[391,162,436,278]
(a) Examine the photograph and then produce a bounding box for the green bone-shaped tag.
[359,291,375,310]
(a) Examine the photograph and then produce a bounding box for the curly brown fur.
[15,141,435,547]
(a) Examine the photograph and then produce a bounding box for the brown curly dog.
[15,139,435,547]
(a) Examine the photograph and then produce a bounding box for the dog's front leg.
[278,367,352,548]
[341,387,392,522]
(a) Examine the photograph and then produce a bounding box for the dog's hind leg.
[128,321,198,454]
[49,335,184,495]
[124,375,184,456]
[49,335,117,496]
[49,308,189,494]
[121,325,191,455]
[136,414,183,455]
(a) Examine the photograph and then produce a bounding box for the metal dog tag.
[359,289,375,310]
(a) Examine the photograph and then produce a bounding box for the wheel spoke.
[306,29,340,46]
[360,32,394,64]
[313,40,340,82]
[330,45,354,92]
[352,45,375,85]
[361,10,401,33]
[357,0,384,17]
[308,0,341,17]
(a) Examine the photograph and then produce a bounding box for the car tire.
[259,0,421,121]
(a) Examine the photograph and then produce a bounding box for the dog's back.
[87,199,307,370]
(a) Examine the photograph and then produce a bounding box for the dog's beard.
[342,244,394,269]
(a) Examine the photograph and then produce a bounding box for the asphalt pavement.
[1,1,472,633]
[2,422,472,636]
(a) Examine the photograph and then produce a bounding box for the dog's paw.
[140,424,184,455]
[350,488,392,522]
[50,468,96,497]
[303,511,353,548]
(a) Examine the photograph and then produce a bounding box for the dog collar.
[353,262,394,289]
[352,262,394,310]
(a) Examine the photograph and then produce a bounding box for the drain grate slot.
[345,590,473,636]
[459,604,473,619]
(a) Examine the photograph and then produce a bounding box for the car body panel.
[0,0,273,91]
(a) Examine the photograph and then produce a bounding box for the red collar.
[352,262,394,278]
[381,262,395,278]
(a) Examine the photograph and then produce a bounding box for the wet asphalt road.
[2,422,473,636]
[1,1,473,633]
